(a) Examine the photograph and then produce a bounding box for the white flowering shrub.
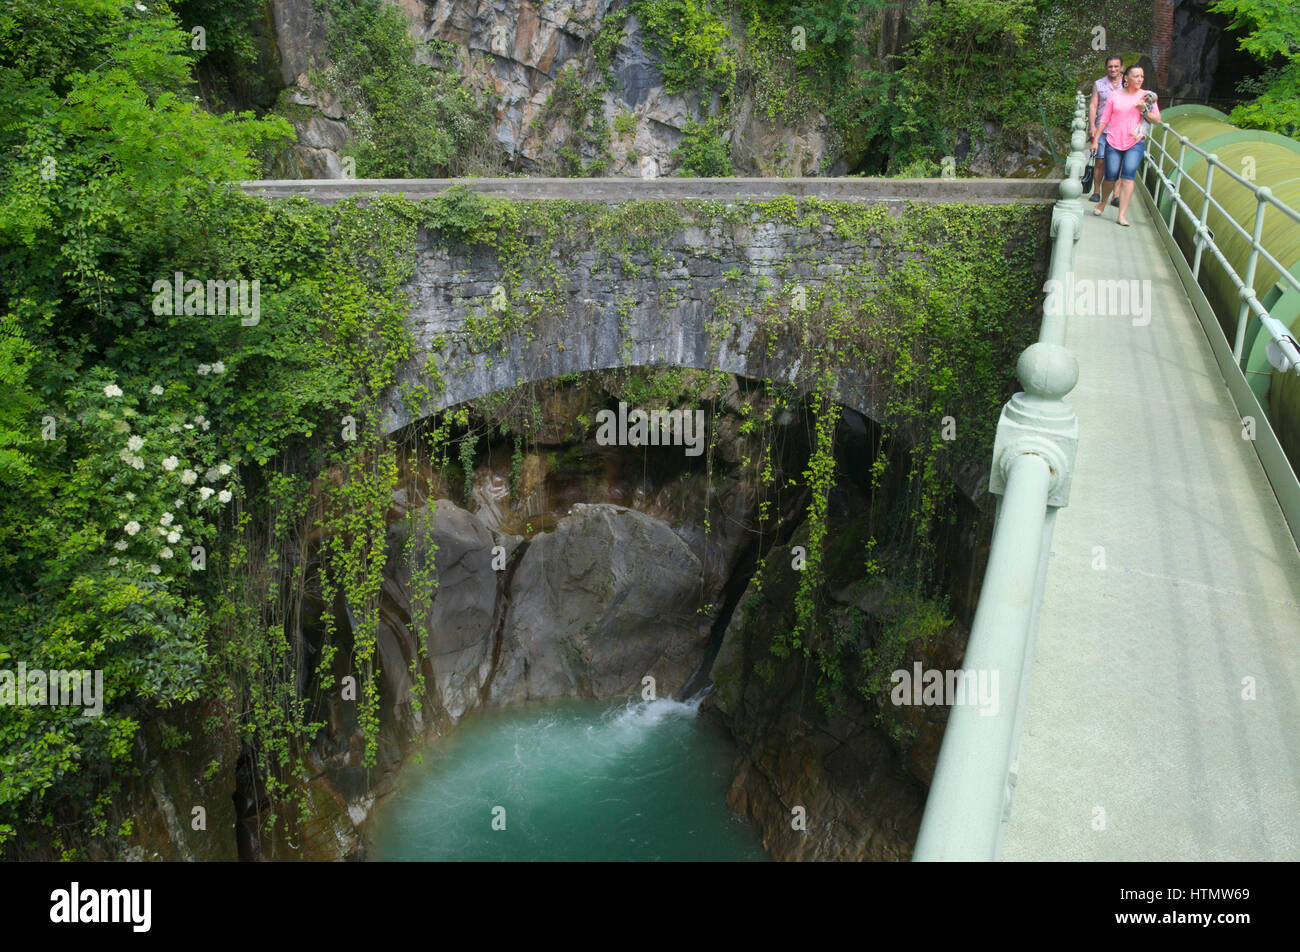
[72,374,241,586]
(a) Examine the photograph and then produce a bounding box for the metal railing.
[1146,123,1300,373]
[1143,120,1300,543]
[912,94,1090,861]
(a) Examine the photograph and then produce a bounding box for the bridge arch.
[379,294,884,434]
[332,187,1053,508]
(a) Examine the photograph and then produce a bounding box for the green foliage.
[592,7,631,75]
[173,0,279,109]
[725,0,1151,174]
[158,723,191,751]
[838,0,1076,171]
[0,0,290,846]
[174,0,264,68]
[509,435,525,499]
[788,0,884,49]
[633,0,737,94]
[316,0,495,176]
[0,1,430,851]
[458,432,478,505]
[421,185,511,248]
[784,373,837,657]
[315,443,398,769]
[740,197,1038,709]
[535,65,614,176]
[0,0,291,307]
[1211,0,1300,139]
[614,111,639,138]
[858,588,953,741]
[735,7,822,126]
[611,366,720,410]
[0,316,37,485]
[672,119,737,176]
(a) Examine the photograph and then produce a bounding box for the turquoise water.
[366,696,769,861]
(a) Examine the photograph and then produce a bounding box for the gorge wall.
[267,0,838,178]
[257,0,1110,180]
[262,373,820,859]
[113,192,1051,862]
[257,372,990,862]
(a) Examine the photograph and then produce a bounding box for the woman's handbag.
[1081,153,1095,193]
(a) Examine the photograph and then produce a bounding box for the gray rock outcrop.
[382,499,519,726]
[262,0,839,177]
[490,503,707,703]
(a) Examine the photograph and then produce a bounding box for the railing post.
[1152,125,1170,207]
[1064,93,1088,183]
[1169,139,1187,232]
[1232,187,1270,362]
[1191,155,1217,280]
[1046,95,1087,281]
[913,343,1079,861]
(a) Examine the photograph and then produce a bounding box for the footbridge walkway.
[918,96,1300,861]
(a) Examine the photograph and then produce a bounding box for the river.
[366,696,768,861]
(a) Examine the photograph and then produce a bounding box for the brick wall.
[1152,0,1176,90]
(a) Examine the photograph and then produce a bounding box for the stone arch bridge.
[243,178,1054,495]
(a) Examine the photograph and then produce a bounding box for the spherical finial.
[1256,186,1272,202]
[1059,176,1082,200]
[1017,342,1078,401]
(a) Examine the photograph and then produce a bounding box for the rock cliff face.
[268,0,342,178]
[423,1,712,174]
[115,702,242,862]
[1167,0,1222,100]
[263,0,838,177]
[707,533,970,861]
[260,0,1129,180]
[374,498,709,729]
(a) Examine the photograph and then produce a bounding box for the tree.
[1210,0,1300,139]
[0,0,289,846]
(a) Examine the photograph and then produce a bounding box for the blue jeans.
[1104,136,1145,181]
[1094,136,1108,160]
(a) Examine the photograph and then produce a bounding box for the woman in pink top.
[1091,65,1161,226]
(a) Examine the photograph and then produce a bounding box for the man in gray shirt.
[1089,55,1124,205]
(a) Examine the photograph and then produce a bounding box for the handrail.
[1154,124,1300,224]
[912,94,1088,861]
[1145,124,1300,371]
[1142,121,1300,542]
